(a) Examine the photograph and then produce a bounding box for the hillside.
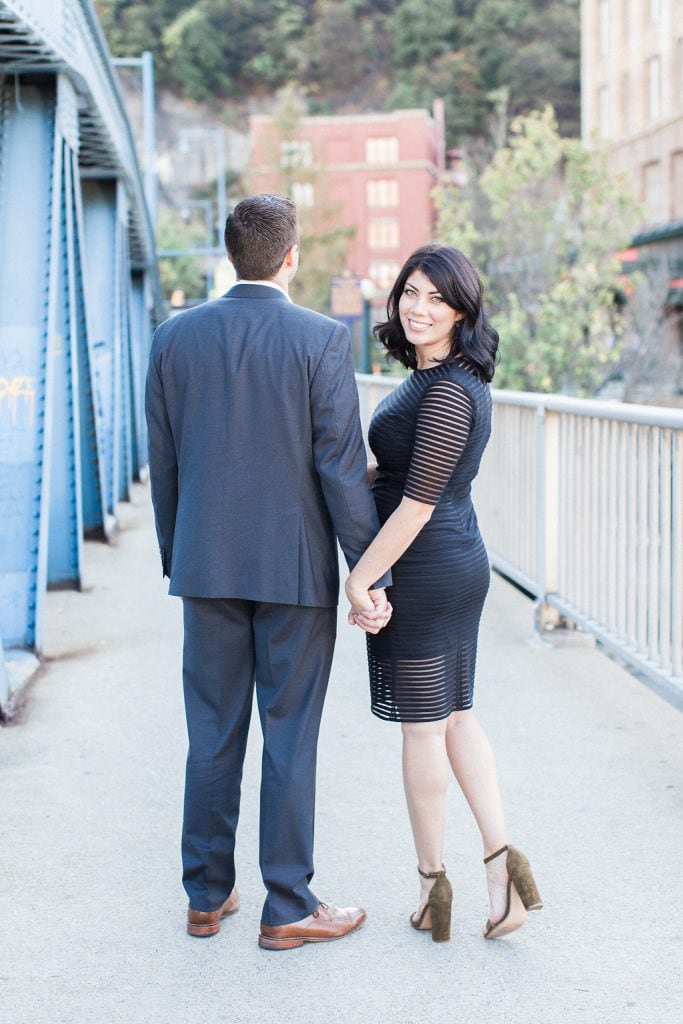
[94,0,581,147]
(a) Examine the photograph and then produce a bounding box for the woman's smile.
[406,317,431,332]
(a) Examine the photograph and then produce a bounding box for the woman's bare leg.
[401,719,449,916]
[445,710,509,925]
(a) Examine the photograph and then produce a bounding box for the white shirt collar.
[231,279,292,302]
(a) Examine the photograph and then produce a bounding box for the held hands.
[345,578,392,635]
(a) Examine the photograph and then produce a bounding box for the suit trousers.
[181,596,337,926]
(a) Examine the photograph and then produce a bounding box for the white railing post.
[536,405,562,629]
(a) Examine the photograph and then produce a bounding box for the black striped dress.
[366,359,492,722]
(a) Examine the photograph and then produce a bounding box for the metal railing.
[355,374,683,696]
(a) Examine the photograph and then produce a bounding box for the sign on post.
[330,275,364,318]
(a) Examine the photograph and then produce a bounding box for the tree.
[389,0,458,68]
[162,0,300,100]
[96,0,305,99]
[464,0,581,138]
[94,1,187,63]
[434,107,642,395]
[299,1,374,99]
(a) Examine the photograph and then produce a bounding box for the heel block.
[187,922,220,937]
[507,846,542,911]
[429,902,452,943]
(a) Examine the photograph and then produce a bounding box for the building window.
[598,85,610,139]
[280,139,313,169]
[365,136,399,165]
[672,153,683,219]
[647,55,661,120]
[366,179,399,207]
[368,219,400,249]
[599,0,609,56]
[368,260,401,290]
[649,0,660,20]
[290,182,314,208]
[642,161,663,223]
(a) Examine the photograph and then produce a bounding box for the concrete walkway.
[1,483,682,1024]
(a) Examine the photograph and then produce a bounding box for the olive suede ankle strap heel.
[410,866,453,942]
[483,844,543,939]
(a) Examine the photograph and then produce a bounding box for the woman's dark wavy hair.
[374,244,499,382]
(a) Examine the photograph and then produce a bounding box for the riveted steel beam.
[45,132,83,591]
[0,79,56,649]
[81,177,118,522]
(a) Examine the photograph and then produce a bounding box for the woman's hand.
[351,590,393,634]
[345,578,392,634]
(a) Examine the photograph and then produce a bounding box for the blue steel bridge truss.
[0,1,161,715]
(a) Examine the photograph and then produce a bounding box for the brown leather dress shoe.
[258,902,366,950]
[187,888,240,937]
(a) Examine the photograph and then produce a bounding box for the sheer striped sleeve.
[403,380,474,505]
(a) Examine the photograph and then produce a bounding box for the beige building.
[582,0,683,400]
[582,0,683,229]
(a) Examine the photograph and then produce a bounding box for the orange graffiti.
[0,376,37,426]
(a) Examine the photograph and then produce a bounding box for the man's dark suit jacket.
[145,283,390,606]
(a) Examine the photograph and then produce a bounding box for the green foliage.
[95,0,581,146]
[434,108,643,395]
[94,1,187,58]
[390,50,488,140]
[156,208,210,303]
[299,1,374,98]
[389,0,579,141]
[97,0,301,101]
[466,0,582,136]
[389,0,458,68]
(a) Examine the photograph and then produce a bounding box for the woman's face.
[398,268,463,369]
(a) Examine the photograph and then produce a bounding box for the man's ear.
[284,243,298,268]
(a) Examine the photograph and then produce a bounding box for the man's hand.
[345,584,392,635]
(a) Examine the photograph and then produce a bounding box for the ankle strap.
[483,845,508,864]
[417,865,446,879]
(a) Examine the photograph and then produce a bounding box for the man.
[145,194,391,950]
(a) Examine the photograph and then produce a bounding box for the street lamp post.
[359,277,376,375]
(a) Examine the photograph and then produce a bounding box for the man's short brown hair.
[224,194,298,280]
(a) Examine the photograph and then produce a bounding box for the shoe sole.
[258,917,364,950]
[187,904,239,937]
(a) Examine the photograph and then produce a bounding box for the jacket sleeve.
[309,323,392,588]
[144,329,178,578]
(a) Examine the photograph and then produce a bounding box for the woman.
[346,245,542,942]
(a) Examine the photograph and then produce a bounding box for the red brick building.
[249,107,445,298]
